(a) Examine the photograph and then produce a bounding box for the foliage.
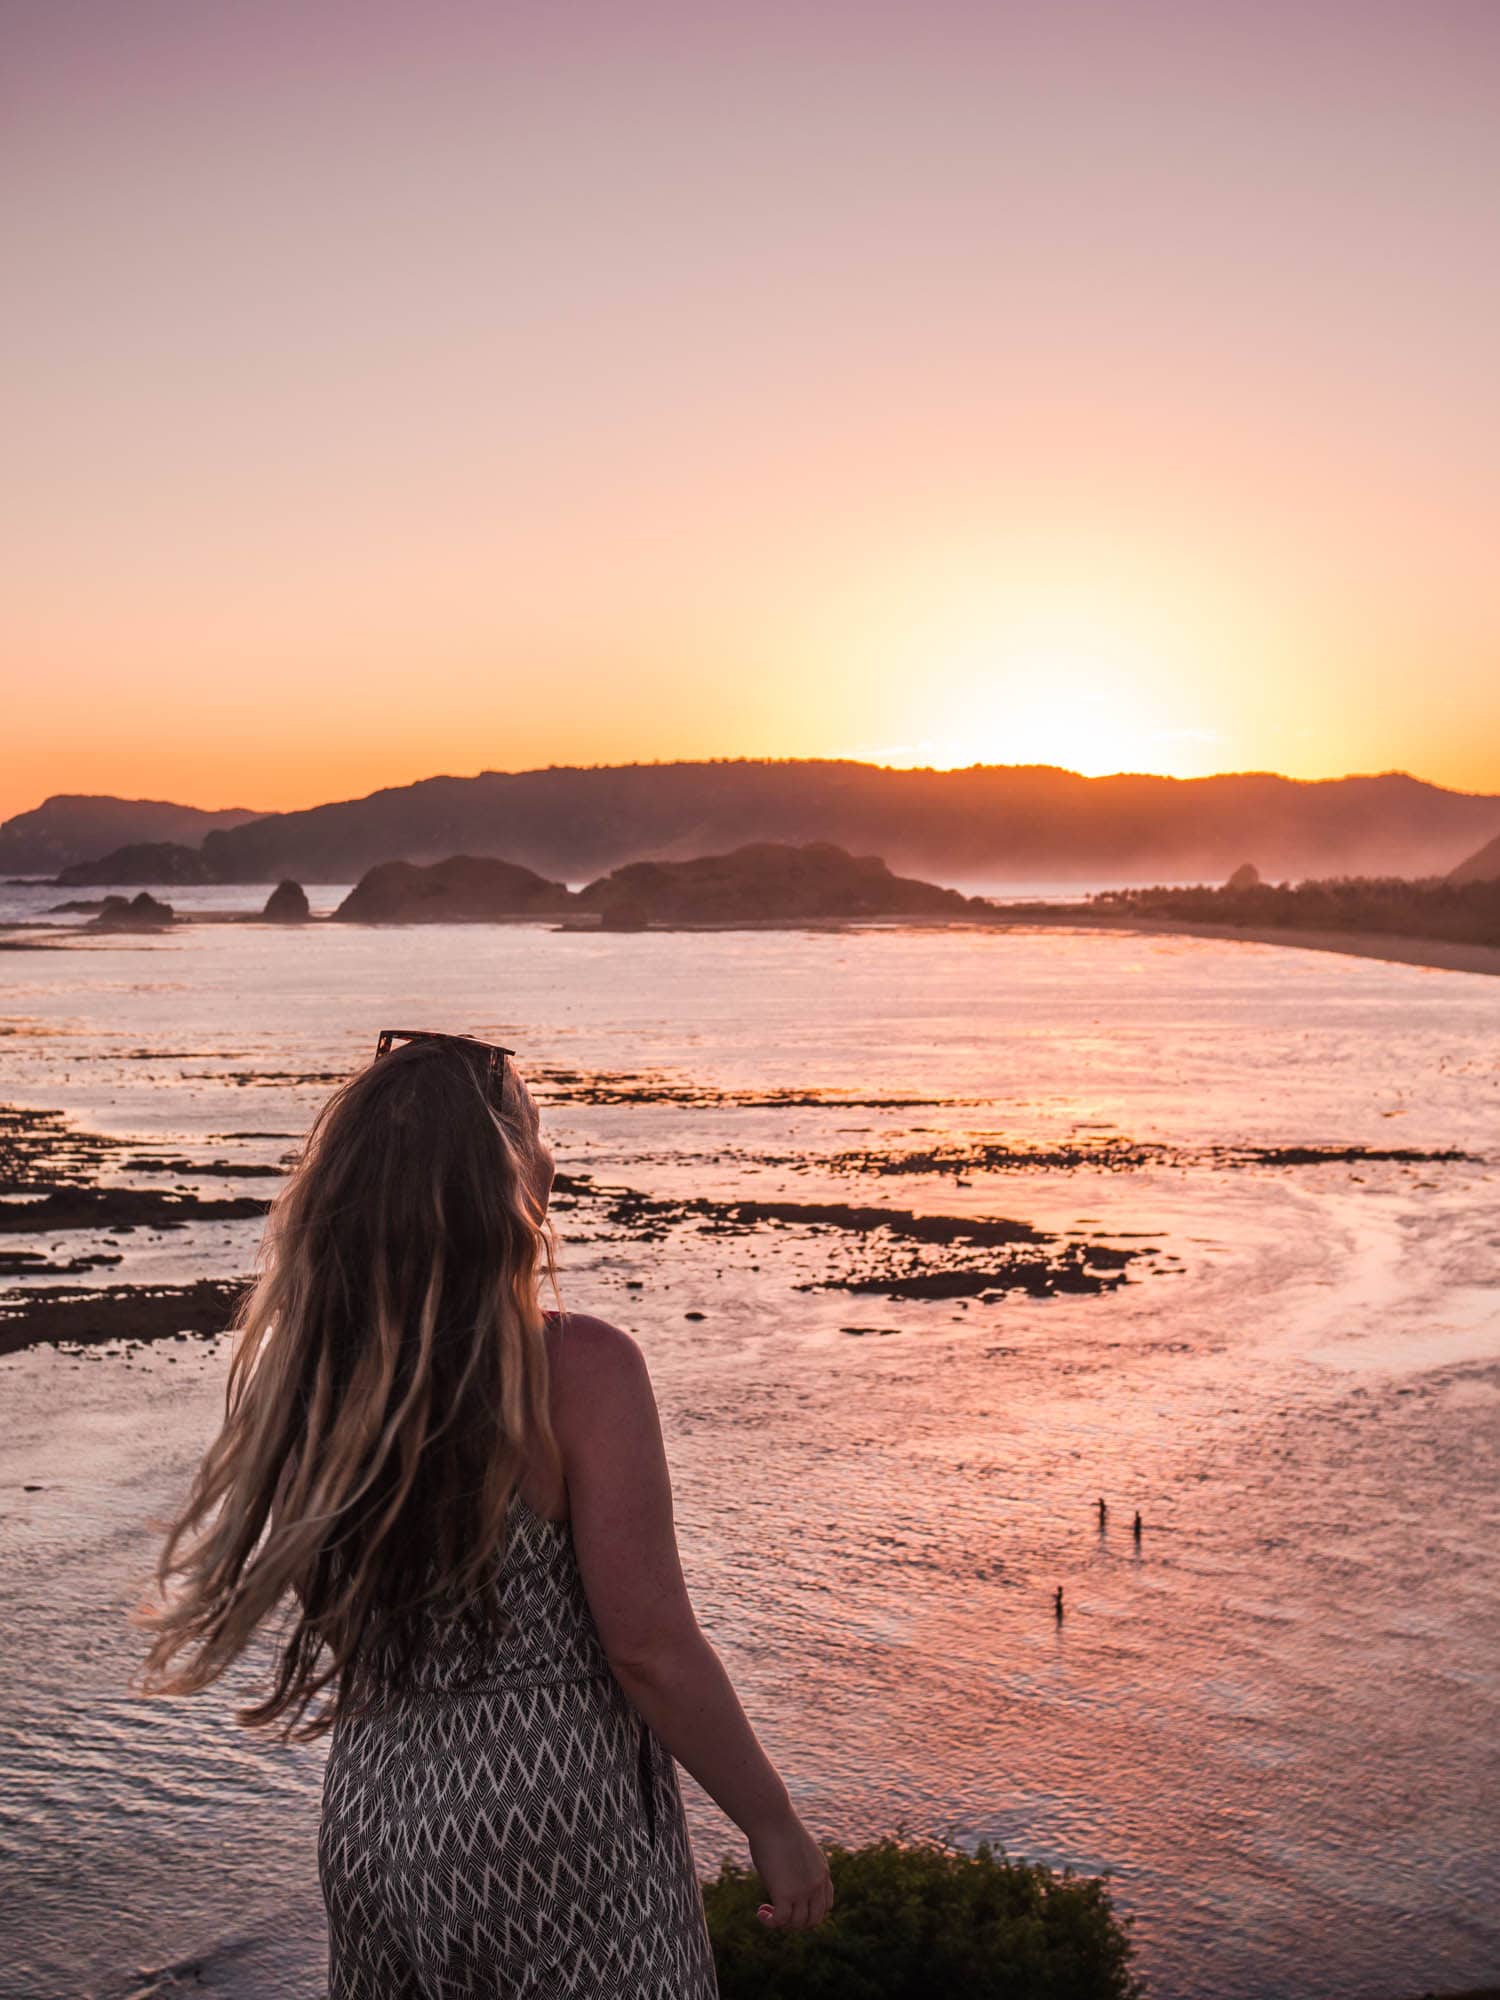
[704,1835,1143,2000]
[1090,874,1500,947]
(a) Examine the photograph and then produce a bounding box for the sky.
[3,0,1498,818]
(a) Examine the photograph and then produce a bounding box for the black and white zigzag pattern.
[319,1498,718,1997]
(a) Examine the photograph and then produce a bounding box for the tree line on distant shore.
[1091,874,1500,948]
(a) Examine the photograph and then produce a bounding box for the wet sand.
[0,1113,1153,1353]
[3,920,1498,2000]
[987,910,1500,978]
[0,1086,1476,1354]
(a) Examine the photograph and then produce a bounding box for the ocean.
[1,905,1497,1999]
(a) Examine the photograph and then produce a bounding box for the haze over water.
[1,914,1497,1999]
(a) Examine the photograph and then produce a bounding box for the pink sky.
[4,0,1498,815]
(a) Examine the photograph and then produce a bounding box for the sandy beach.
[980,910,1500,979]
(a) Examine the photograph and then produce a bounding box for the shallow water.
[1,919,1497,1999]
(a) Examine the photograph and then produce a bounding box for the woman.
[140,1029,831,1997]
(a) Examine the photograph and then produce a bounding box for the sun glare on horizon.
[839,631,1226,780]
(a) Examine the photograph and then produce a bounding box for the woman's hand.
[749,1811,834,1929]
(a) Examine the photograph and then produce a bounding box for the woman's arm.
[551,1313,832,1930]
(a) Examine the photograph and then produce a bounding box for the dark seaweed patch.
[0,1188,267,1233]
[531,1067,981,1111]
[0,1278,247,1357]
[818,1137,1477,1179]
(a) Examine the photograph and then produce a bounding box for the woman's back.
[141,1033,829,1998]
[321,1487,716,1998]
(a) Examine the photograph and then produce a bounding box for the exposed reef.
[4,1082,1468,1361]
[529,1066,979,1110]
[1,1105,132,1191]
[0,1105,273,1325]
[818,1137,1477,1178]
[86,891,175,931]
[551,1172,1149,1301]
[0,1186,267,1232]
[0,1278,246,1357]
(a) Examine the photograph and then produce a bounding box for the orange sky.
[4,0,1499,818]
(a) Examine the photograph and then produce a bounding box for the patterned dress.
[319,1496,719,1998]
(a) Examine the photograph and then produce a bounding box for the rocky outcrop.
[576,842,986,923]
[327,842,982,926]
[86,892,175,931]
[1449,831,1500,884]
[332,855,573,923]
[1226,862,1260,890]
[262,880,311,922]
[56,842,218,887]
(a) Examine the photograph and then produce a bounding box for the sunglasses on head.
[374,1028,515,1105]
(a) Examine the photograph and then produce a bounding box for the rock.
[332,855,573,923]
[86,891,175,932]
[262,879,311,923]
[1225,862,1260,890]
[329,841,992,926]
[576,841,982,924]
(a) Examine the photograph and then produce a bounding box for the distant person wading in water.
[139,1030,830,1997]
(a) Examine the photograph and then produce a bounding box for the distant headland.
[10,834,1498,974]
[326,843,984,926]
[5,759,1500,889]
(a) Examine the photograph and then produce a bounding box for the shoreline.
[984,910,1500,978]
[4,905,1500,978]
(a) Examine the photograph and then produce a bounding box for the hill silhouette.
[575,841,982,922]
[195,763,1500,885]
[1449,830,1500,883]
[333,855,572,922]
[330,843,983,924]
[9,763,1500,887]
[0,794,259,876]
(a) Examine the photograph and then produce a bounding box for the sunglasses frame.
[374,1028,515,1105]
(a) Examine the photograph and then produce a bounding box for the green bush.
[704,1835,1143,2000]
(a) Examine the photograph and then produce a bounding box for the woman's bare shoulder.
[547,1311,651,1402]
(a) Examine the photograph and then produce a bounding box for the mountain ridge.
[9,762,1500,887]
[0,794,260,875]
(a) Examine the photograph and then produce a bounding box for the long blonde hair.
[138,1037,558,1738]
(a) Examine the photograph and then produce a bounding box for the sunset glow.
[4,0,1499,817]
